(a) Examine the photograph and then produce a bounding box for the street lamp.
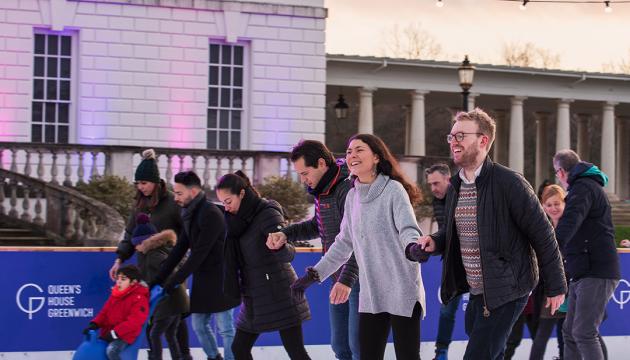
[334,93,349,120]
[458,55,475,111]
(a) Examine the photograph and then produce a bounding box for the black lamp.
[458,55,475,111]
[334,93,349,120]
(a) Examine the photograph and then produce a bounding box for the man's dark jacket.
[555,162,620,282]
[281,159,359,287]
[154,192,240,313]
[432,196,447,231]
[431,157,567,310]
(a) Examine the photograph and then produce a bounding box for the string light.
[605,1,613,11]
[436,0,444,7]
[520,0,529,9]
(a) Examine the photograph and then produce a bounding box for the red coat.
[92,283,149,344]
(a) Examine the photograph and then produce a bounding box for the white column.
[576,114,591,161]
[358,87,376,134]
[556,99,572,152]
[408,90,428,156]
[535,112,550,190]
[509,96,527,173]
[617,117,630,199]
[601,102,617,194]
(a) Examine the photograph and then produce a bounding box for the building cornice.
[70,0,327,18]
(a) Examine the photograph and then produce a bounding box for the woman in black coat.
[216,171,311,360]
[108,149,192,360]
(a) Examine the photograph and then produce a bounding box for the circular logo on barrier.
[16,283,45,320]
[612,279,630,310]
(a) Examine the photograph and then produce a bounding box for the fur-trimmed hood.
[135,229,176,254]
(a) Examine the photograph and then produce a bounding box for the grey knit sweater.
[313,174,426,317]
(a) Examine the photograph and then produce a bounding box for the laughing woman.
[292,134,426,360]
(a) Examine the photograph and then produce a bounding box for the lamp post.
[334,93,349,120]
[458,55,475,111]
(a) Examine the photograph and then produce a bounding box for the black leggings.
[358,302,422,360]
[232,325,310,360]
[148,315,181,360]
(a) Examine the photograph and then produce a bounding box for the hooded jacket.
[92,282,149,344]
[555,162,621,281]
[224,189,310,333]
[135,230,189,320]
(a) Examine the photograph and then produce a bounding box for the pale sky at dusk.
[324,0,630,72]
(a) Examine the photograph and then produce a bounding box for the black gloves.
[291,267,320,299]
[82,322,99,335]
[100,330,117,343]
[405,243,431,263]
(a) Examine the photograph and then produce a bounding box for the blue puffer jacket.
[555,162,621,281]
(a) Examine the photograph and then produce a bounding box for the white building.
[0,0,327,150]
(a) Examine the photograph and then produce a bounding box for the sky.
[324,0,630,73]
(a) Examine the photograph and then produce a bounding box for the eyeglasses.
[446,132,484,143]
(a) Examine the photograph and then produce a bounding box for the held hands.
[291,267,320,300]
[330,282,351,305]
[417,235,436,253]
[266,232,288,250]
[545,294,565,316]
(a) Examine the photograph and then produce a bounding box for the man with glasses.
[553,149,620,360]
[412,108,566,359]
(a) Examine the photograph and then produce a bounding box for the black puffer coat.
[224,189,311,333]
[431,157,567,311]
[135,229,189,320]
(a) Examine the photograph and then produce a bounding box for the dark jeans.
[231,325,310,360]
[358,302,422,360]
[504,311,538,360]
[563,278,618,360]
[464,294,527,360]
[177,315,193,359]
[106,339,128,360]
[149,315,181,360]
[329,281,360,360]
[435,294,463,351]
[557,317,564,359]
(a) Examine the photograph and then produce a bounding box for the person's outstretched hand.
[291,267,320,300]
[108,259,121,280]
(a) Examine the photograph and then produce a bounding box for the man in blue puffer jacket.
[553,149,620,360]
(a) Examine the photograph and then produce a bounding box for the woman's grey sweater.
[313,174,426,317]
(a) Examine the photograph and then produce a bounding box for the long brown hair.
[348,134,422,206]
[134,181,165,212]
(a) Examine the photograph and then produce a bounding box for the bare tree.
[602,49,630,74]
[380,23,443,60]
[502,42,561,69]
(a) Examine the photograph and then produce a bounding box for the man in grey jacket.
[267,140,359,360]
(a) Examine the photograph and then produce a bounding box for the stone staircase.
[611,201,630,227]
[0,226,49,247]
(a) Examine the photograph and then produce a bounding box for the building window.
[32,33,72,144]
[207,43,244,150]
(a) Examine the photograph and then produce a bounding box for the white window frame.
[207,41,247,150]
[31,29,78,144]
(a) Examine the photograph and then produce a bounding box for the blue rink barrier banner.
[1,250,629,352]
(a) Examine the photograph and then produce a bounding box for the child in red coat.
[83,265,149,360]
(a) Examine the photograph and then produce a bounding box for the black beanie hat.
[135,149,160,183]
